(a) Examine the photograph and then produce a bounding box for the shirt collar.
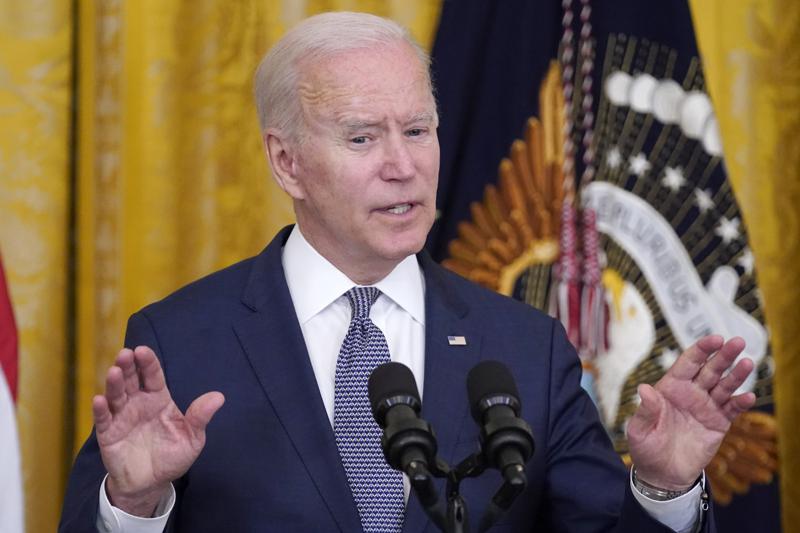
[281,225,425,325]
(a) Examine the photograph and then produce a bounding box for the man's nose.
[380,134,415,181]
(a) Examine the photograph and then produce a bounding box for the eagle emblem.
[442,35,778,505]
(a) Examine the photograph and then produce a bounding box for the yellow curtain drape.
[0,2,441,531]
[0,1,73,532]
[689,1,800,531]
[75,0,442,449]
[74,0,297,452]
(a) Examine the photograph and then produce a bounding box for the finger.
[694,337,746,390]
[185,392,226,435]
[115,348,140,396]
[667,335,724,381]
[710,357,755,404]
[723,392,756,419]
[92,395,113,434]
[629,384,663,435]
[636,384,662,424]
[105,365,127,414]
[133,346,167,393]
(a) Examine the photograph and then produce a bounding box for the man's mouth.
[383,203,413,215]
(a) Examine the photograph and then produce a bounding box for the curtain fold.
[689,1,800,531]
[75,0,296,452]
[74,0,442,452]
[0,1,73,532]
[0,2,441,531]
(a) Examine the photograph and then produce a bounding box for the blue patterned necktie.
[334,287,405,533]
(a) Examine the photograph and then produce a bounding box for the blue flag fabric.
[429,0,700,257]
[428,1,780,531]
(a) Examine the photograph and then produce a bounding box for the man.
[60,12,755,533]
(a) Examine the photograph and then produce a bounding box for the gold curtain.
[74,0,297,452]
[689,1,800,531]
[0,1,73,532]
[74,0,442,448]
[0,1,441,531]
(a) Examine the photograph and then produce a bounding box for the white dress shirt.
[96,225,699,532]
[281,225,426,426]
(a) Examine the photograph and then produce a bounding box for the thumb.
[185,391,225,433]
[630,384,663,433]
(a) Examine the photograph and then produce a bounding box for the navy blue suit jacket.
[61,227,700,532]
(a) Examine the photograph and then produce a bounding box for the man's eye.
[406,128,424,137]
[351,136,368,144]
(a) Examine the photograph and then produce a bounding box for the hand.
[627,335,756,491]
[92,346,225,517]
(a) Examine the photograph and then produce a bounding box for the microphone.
[368,362,440,508]
[467,361,535,486]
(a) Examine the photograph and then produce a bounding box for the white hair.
[253,11,433,140]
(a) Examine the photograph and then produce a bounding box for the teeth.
[386,204,411,215]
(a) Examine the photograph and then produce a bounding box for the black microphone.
[368,362,440,499]
[467,361,535,486]
[368,362,442,512]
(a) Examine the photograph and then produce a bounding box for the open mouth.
[383,203,413,215]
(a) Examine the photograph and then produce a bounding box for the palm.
[98,386,204,489]
[93,347,224,513]
[627,336,755,489]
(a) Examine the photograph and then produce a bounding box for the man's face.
[285,42,439,282]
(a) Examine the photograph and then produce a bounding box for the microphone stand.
[476,466,527,533]
[413,451,527,533]
[407,458,449,532]
[443,452,484,533]
[406,454,470,533]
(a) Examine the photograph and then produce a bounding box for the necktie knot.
[345,286,381,321]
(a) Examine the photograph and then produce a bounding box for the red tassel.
[579,207,607,358]
[551,199,582,349]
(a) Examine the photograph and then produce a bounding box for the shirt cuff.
[96,474,175,533]
[630,470,703,533]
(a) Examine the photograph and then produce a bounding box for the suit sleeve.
[541,318,708,532]
[58,311,166,532]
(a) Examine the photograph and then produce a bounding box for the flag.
[0,253,24,533]
[430,0,780,530]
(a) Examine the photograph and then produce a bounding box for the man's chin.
[389,219,433,251]
[382,234,427,260]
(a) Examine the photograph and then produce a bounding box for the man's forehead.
[298,78,433,109]
[297,69,434,127]
[296,44,432,105]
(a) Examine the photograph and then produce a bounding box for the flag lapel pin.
[447,335,467,346]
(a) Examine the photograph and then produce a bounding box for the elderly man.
[60,12,755,533]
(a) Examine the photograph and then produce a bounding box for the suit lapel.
[233,232,481,533]
[402,253,481,533]
[233,227,362,533]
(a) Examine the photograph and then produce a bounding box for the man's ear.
[264,129,305,200]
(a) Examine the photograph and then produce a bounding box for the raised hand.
[92,346,225,516]
[626,335,756,490]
